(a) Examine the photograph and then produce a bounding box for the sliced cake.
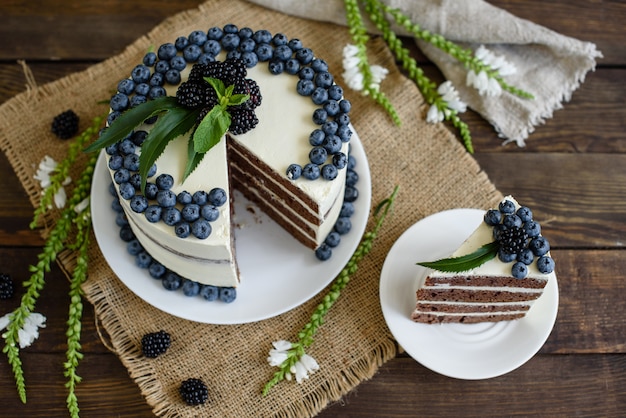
[413,196,556,324]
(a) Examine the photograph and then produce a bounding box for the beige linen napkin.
[246,0,602,146]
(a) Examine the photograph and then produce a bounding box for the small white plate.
[380,209,559,379]
[91,133,371,324]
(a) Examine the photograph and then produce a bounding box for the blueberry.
[511,262,528,279]
[517,206,533,222]
[114,168,130,184]
[529,237,550,256]
[498,248,517,263]
[309,129,325,146]
[273,45,292,61]
[315,244,332,261]
[131,130,148,146]
[145,183,159,200]
[155,60,170,74]
[177,190,192,205]
[156,173,174,190]
[252,29,272,44]
[117,79,135,95]
[288,38,303,51]
[493,224,507,241]
[207,26,223,40]
[105,143,119,156]
[183,44,202,62]
[337,125,352,142]
[165,69,181,85]
[345,169,359,187]
[182,204,201,222]
[192,191,208,205]
[226,50,241,60]
[314,72,334,88]
[328,85,343,101]
[524,220,541,238]
[203,39,221,56]
[223,23,238,33]
[175,222,191,238]
[335,113,350,127]
[255,43,273,61]
[127,239,143,256]
[296,47,313,64]
[322,164,338,180]
[272,33,288,46]
[503,214,522,228]
[239,27,254,39]
[111,198,123,213]
[286,164,302,180]
[136,252,152,269]
[106,111,121,125]
[517,248,534,265]
[333,152,347,169]
[157,43,177,60]
[197,53,215,65]
[123,154,140,171]
[322,121,338,135]
[322,135,342,154]
[309,146,328,165]
[130,94,147,108]
[311,87,329,105]
[325,231,341,248]
[537,256,555,274]
[296,79,315,96]
[268,59,285,75]
[148,262,166,279]
[157,190,177,208]
[311,58,329,73]
[484,209,502,226]
[116,212,128,227]
[499,199,516,214]
[175,36,189,51]
[130,195,148,213]
[191,219,212,239]
[131,65,151,83]
[188,30,207,46]
[143,52,157,67]
[302,163,320,180]
[285,59,300,74]
[119,138,135,155]
[129,174,141,188]
[182,280,200,297]
[119,225,135,242]
[208,188,227,206]
[162,272,182,291]
[241,51,259,68]
[144,205,162,223]
[201,205,220,221]
[344,186,359,202]
[108,155,123,170]
[339,99,352,113]
[221,33,240,51]
[312,108,328,125]
[334,217,352,234]
[218,287,237,303]
[298,67,315,80]
[340,202,354,217]
[161,207,181,226]
[323,100,340,116]
[200,285,219,301]
[239,38,256,53]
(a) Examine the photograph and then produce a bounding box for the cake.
[86,25,359,301]
[412,196,556,324]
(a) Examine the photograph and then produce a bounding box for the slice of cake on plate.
[413,196,556,324]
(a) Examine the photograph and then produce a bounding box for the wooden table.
[1,1,624,416]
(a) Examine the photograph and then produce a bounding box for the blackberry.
[0,273,14,299]
[51,110,79,139]
[177,80,217,109]
[141,330,171,358]
[179,378,209,405]
[496,226,528,255]
[229,108,258,135]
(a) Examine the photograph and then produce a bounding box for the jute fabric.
[0,0,501,416]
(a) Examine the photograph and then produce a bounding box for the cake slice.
[412,196,556,324]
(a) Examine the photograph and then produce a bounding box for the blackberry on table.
[179,378,209,405]
[0,273,14,300]
[141,330,171,358]
[51,110,79,139]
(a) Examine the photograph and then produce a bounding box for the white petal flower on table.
[342,44,388,93]
[267,340,320,384]
[34,155,70,209]
[0,312,47,349]
[467,45,517,96]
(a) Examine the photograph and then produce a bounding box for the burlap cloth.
[0,0,501,416]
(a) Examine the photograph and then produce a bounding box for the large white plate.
[91,133,371,324]
[380,209,559,380]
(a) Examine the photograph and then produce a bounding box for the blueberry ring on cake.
[87,24,361,303]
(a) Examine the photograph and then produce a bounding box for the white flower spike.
[467,45,517,96]
[267,340,320,385]
[342,44,388,93]
[0,312,47,349]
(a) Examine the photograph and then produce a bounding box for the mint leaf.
[137,106,200,192]
[84,96,179,153]
[417,241,499,272]
[193,105,230,154]
[204,77,226,99]
[228,93,250,107]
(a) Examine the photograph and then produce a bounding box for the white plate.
[380,209,559,379]
[91,133,371,324]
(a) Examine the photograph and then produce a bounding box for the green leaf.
[192,106,230,154]
[204,77,226,99]
[417,241,499,272]
[83,96,179,153]
[183,136,207,181]
[228,93,250,107]
[137,106,200,192]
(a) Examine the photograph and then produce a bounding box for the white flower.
[34,155,70,209]
[427,81,467,124]
[74,197,90,214]
[467,45,517,96]
[342,44,388,93]
[426,104,444,124]
[0,312,47,349]
[267,340,320,384]
[267,340,292,367]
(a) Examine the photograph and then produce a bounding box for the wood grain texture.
[0,0,624,416]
